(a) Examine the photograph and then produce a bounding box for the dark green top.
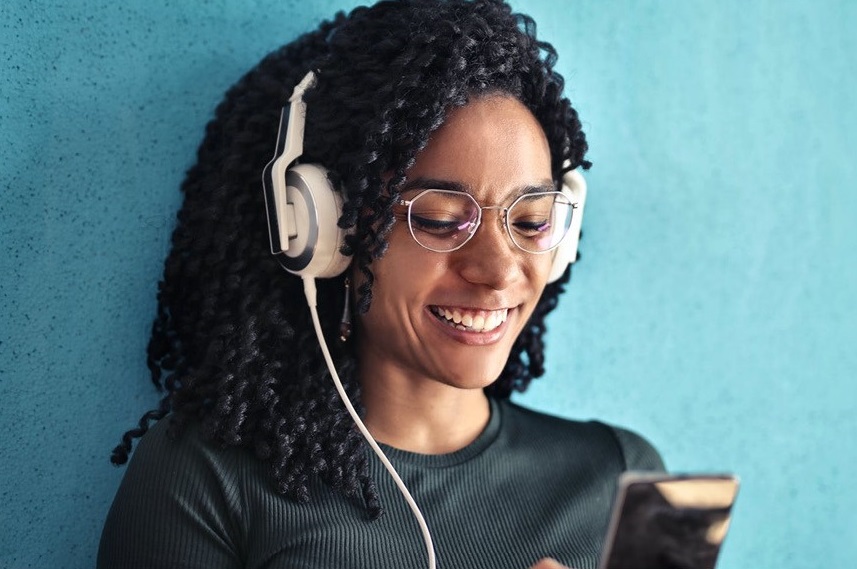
[98,399,663,569]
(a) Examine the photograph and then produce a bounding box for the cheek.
[373,226,448,290]
[528,253,554,291]
[514,255,553,324]
[359,232,446,321]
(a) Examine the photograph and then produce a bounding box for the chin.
[430,353,509,391]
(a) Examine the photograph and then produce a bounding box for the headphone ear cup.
[262,72,353,279]
[547,170,587,284]
[276,163,352,279]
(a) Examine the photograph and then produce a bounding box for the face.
[356,95,555,394]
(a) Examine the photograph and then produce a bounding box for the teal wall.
[1,1,854,567]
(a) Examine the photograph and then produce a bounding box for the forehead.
[405,95,553,200]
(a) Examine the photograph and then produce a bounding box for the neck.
[359,370,491,455]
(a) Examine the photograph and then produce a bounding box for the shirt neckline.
[375,398,504,468]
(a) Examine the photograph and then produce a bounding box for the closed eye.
[511,219,551,235]
[411,215,464,235]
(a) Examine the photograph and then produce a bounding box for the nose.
[453,210,524,290]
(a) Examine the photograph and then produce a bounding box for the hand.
[528,558,573,569]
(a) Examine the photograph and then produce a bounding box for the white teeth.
[432,307,509,332]
[484,312,498,330]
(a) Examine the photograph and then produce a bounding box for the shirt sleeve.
[97,419,245,569]
[609,426,666,472]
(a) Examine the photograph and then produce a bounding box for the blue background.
[1,1,855,567]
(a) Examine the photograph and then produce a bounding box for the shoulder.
[129,416,253,480]
[99,418,258,567]
[605,423,665,471]
[108,417,268,532]
[497,400,665,472]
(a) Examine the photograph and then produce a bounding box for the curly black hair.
[112,0,590,520]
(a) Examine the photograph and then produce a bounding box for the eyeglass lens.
[406,190,573,253]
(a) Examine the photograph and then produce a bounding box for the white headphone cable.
[302,276,437,569]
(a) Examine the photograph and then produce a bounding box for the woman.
[98,1,663,568]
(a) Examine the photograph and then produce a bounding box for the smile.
[430,306,509,333]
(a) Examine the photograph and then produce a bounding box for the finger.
[529,558,571,569]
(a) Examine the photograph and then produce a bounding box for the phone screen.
[597,473,740,569]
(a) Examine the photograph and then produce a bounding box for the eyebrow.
[400,176,557,200]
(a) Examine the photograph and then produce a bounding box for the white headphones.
[262,71,587,283]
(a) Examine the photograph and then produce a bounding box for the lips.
[430,305,509,333]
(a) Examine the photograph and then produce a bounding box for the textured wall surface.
[1,1,855,567]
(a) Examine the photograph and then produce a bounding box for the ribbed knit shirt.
[97,399,663,569]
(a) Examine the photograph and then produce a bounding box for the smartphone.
[597,473,740,569]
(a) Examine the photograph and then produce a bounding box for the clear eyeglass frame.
[396,189,577,254]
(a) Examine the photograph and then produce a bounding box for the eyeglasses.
[396,189,577,254]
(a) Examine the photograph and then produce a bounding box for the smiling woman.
[96,1,663,568]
